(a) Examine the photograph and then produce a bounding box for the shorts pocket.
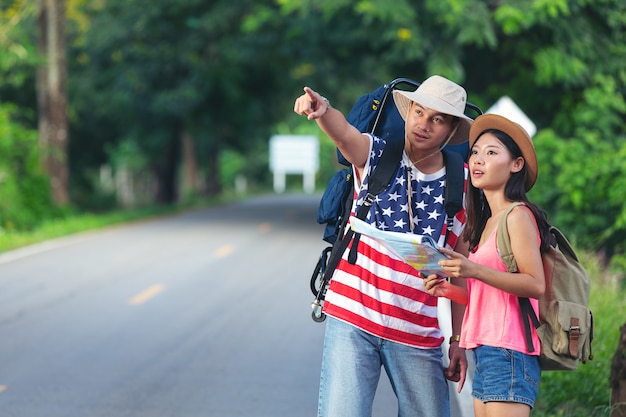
[522,354,541,387]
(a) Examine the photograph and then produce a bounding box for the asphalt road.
[0,193,404,417]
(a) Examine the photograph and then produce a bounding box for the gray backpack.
[497,202,594,370]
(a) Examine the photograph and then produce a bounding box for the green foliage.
[69,0,301,202]
[3,0,626,272]
[0,1,38,88]
[532,74,626,270]
[0,104,56,231]
[219,138,272,194]
[219,150,247,192]
[0,3,60,229]
[0,1,38,121]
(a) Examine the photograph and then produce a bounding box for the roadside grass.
[0,194,238,254]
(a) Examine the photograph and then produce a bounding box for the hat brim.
[469,114,538,191]
[393,89,473,146]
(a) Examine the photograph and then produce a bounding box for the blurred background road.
[0,194,402,417]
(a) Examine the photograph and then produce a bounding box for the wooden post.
[181,130,200,199]
[37,0,69,205]
[611,323,626,417]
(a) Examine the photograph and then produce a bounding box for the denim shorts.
[471,345,541,408]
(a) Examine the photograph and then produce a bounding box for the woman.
[424,113,552,417]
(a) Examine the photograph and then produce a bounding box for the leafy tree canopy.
[1,0,625,268]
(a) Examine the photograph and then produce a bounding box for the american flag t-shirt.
[323,134,467,348]
[364,156,446,243]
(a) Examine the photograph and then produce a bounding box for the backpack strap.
[359,136,405,213]
[442,148,464,247]
[496,202,524,273]
[519,297,541,353]
[496,202,541,352]
[321,134,405,284]
[346,135,404,263]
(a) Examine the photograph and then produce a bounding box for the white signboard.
[486,96,536,137]
[269,135,319,193]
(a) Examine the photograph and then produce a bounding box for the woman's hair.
[462,128,552,253]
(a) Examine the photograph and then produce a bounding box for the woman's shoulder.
[506,203,539,234]
[507,202,535,220]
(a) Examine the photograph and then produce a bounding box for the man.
[294,75,471,417]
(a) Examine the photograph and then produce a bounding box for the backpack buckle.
[569,318,581,357]
[363,192,376,207]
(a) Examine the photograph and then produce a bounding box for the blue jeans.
[318,317,450,417]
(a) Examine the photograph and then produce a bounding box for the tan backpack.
[497,202,594,370]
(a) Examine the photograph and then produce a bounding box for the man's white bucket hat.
[393,75,473,145]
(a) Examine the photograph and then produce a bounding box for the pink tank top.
[460,222,540,355]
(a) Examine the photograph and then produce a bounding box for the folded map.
[349,216,450,277]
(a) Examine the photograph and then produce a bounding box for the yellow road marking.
[128,284,165,305]
[213,245,234,258]
[258,222,272,233]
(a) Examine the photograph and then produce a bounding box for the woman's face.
[469,132,524,191]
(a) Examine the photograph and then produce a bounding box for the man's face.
[404,102,455,149]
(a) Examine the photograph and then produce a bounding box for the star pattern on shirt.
[428,210,442,221]
[422,225,436,236]
[394,218,408,229]
[388,191,401,202]
[358,145,447,242]
[382,206,394,217]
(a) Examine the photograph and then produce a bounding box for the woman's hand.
[436,247,477,279]
[422,254,470,305]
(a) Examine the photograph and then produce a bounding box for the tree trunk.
[611,323,626,417]
[205,148,221,196]
[180,130,199,199]
[37,0,69,205]
[153,134,179,204]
